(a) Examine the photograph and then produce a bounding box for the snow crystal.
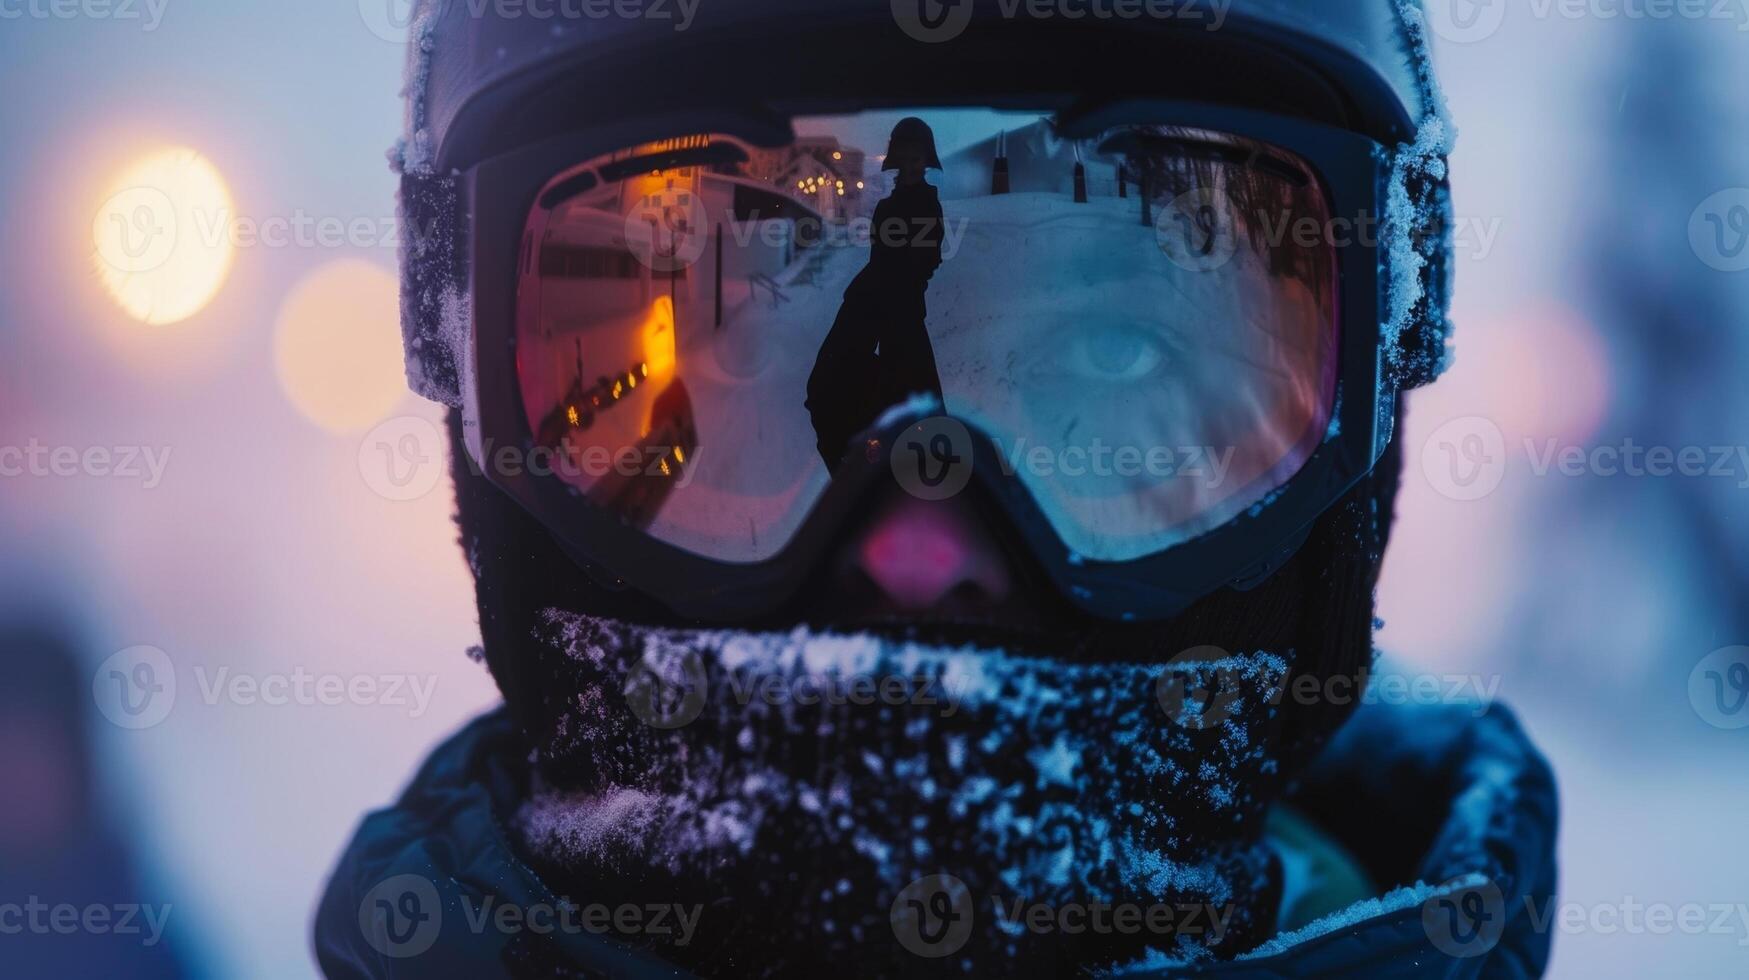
[516,786,662,862]
[1381,0,1459,380]
[1246,487,1286,519]
[1119,842,1234,906]
[1100,945,1194,976]
[396,176,468,406]
[1238,873,1488,961]
[945,733,967,770]
[388,1,443,177]
[1046,844,1076,887]
[1027,735,1081,790]
[852,834,892,866]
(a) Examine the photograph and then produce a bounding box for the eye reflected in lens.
[925,131,1338,561]
[1064,322,1166,383]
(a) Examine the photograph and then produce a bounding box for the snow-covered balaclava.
[450,408,1401,975]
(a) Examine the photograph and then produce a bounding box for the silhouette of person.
[806,117,947,470]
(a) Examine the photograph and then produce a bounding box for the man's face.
[457,110,1386,968]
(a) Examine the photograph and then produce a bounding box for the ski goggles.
[459,102,1398,622]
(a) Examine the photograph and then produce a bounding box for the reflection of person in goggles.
[317,4,1560,978]
[508,113,1337,571]
[807,116,947,471]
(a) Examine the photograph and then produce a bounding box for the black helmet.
[395,0,1454,409]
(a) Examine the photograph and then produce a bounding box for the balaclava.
[450,407,1403,975]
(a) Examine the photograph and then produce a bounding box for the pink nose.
[851,493,1012,611]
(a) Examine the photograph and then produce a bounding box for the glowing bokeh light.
[642,295,677,378]
[273,260,406,432]
[91,147,236,325]
[1480,304,1613,448]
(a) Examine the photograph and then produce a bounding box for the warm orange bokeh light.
[642,295,677,378]
[273,260,406,432]
[91,147,236,325]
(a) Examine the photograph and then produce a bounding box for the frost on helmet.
[388,0,441,179]
[1383,0,1459,387]
[391,0,467,406]
[396,174,468,406]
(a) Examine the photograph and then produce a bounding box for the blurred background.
[0,2,1745,976]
